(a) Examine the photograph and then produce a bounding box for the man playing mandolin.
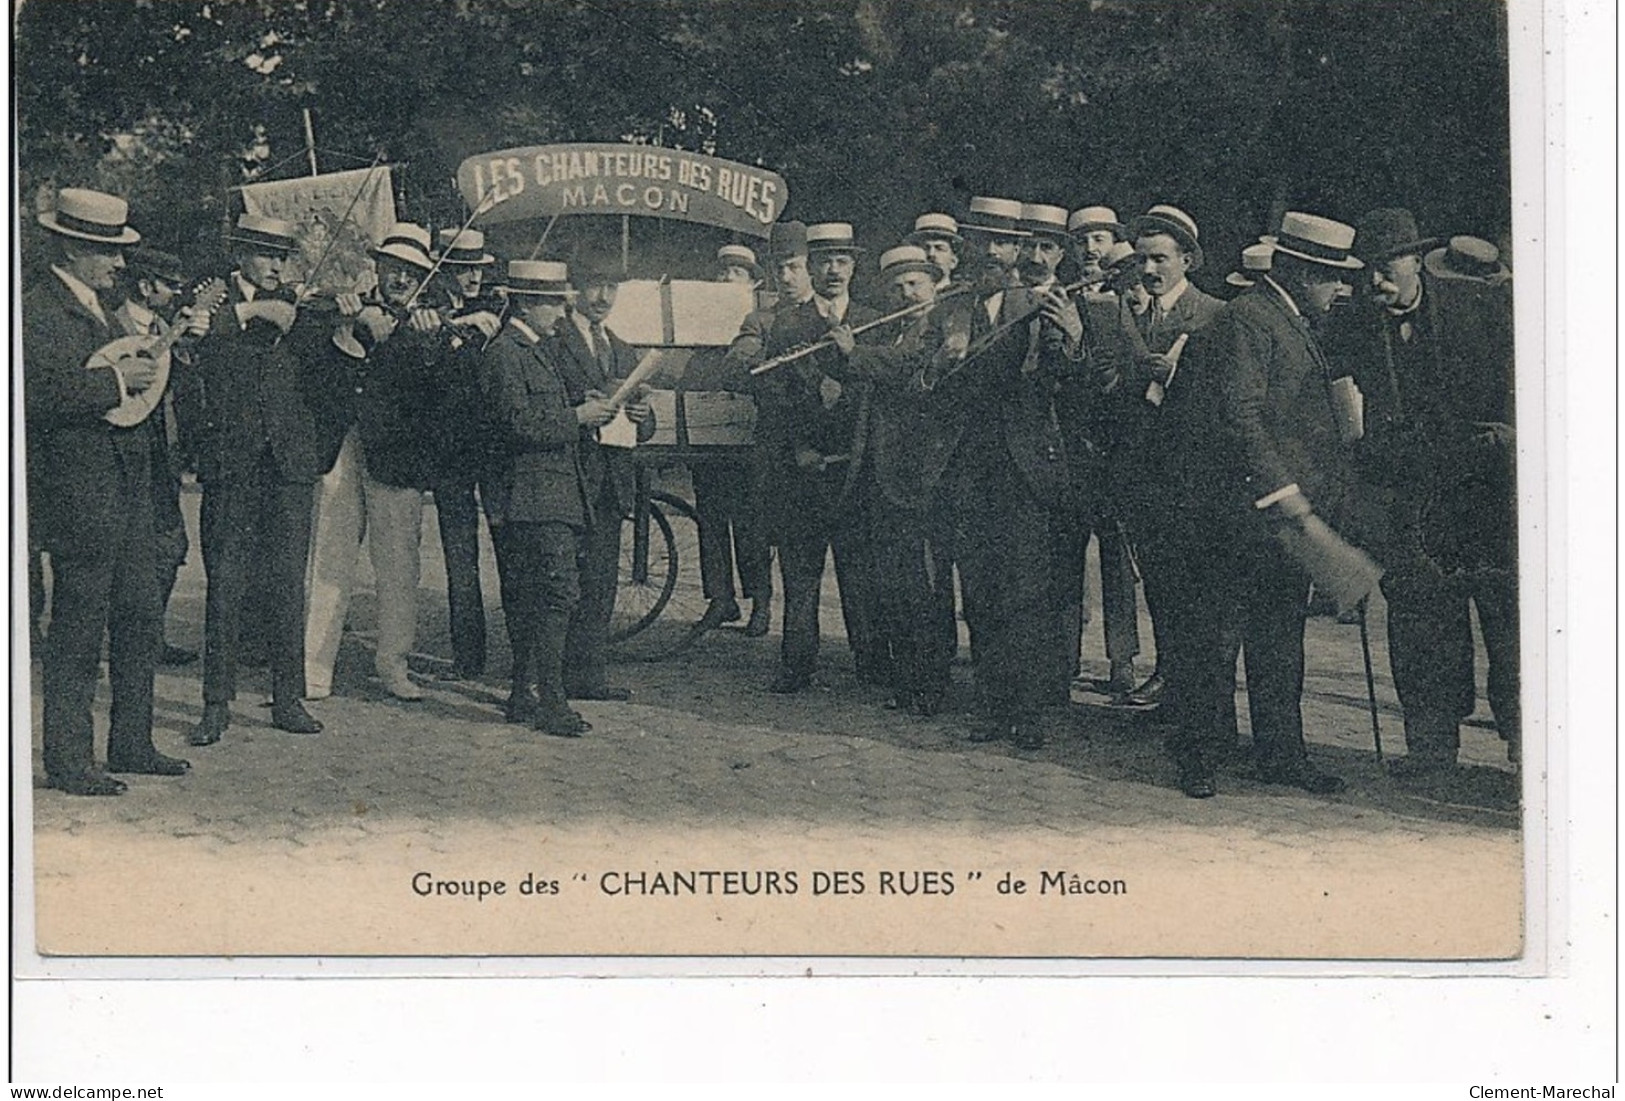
[23,188,209,795]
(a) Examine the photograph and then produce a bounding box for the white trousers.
[304,428,424,691]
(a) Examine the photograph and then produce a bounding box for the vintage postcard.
[13,0,1540,969]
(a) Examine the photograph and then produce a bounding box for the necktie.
[591,320,613,381]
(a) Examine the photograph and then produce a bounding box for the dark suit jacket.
[920,285,1082,512]
[1174,282,1354,540]
[22,275,152,555]
[1323,273,1516,569]
[190,280,329,485]
[752,296,883,534]
[481,323,589,529]
[552,315,656,518]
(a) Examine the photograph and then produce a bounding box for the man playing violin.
[187,213,329,747]
[24,188,204,794]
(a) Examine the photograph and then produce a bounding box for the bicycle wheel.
[647,490,709,631]
[609,502,677,643]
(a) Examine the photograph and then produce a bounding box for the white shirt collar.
[1155,277,1189,312]
[1387,281,1424,318]
[233,272,259,302]
[571,309,613,351]
[51,265,108,324]
[122,298,158,333]
[814,292,849,323]
[1260,275,1301,317]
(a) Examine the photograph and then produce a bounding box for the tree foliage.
[15,0,1511,280]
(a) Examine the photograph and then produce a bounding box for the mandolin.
[86,277,228,427]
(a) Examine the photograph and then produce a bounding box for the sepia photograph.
[13,0,1538,970]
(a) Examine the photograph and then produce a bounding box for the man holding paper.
[551,260,655,701]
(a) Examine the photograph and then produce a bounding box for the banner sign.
[240,166,397,295]
[456,144,787,238]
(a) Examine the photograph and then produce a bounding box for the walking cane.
[1357,597,1384,763]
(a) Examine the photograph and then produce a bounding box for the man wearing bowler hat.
[1162,211,1364,798]
[1117,203,1226,712]
[549,259,655,702]
[1330,210,1520,779]
[187,213,330,747]
[24,188,200,793]
[751,221,888,693]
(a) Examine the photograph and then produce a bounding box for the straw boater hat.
[805,222,863,255]
[226,212,297,254]
[436,227,495,266]
[1226,241,1276,288]
[1067,205,1128,239]
[1018,203,1071,241]
[372,222,435,271]
[1353,208,1438,265]
[877,244,944,285]
[1269,211,1364,269]
[716,243,763,280]
[1129,204,1204,271]
[500,260,574,298]
[39,187,142,246]
[1424,235,1511,284]
[960,196,1031,237]
[905,212,962,246]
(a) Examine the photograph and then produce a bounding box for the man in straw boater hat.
[822,242,964,715]
[549,257,655,703]
[751,221,887,694]
[24,187,206,793]
[423,227,503,683]
[301,221,447,708]
[904,212,963,292]
[1114,202,1227,713]
[1325,211,1519,782]
[186,212,329,748]
[1160,211,1367,799]
[918,196,1086,749]
[1067,204,1129,290]
[1224,240,1276,293]
[684,243,775,637]
[480,260,608,736]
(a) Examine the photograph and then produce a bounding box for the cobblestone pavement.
[25,493,1523,958]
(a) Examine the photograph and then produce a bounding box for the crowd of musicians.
[23,182,1518,800]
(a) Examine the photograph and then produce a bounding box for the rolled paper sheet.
[1145,332,1189,407]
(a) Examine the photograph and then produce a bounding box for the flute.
[924,275,1102,387]
[748,285,972,376]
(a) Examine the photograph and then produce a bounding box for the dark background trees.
[14,0,1511,285]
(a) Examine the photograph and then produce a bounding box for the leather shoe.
[566,683,631,702]
[695,597,741,631]
[271,700,323,735]
[1117,671,1166,709]
[47,769,127,797]
[742,601,771,637]
[769,670,811,694]
[534,705,591,738]
[1257,760,1346,795]
[1105,659,1137,696]
[159,643,198,666]
[107,751,191,776]
[187,703,230,746]
[504,687,541,724]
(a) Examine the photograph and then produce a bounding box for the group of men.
[23,180,1517,801]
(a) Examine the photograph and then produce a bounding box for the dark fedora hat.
[1353,208,1439,264]
[568,257,625,289]
[769,220,809,260]
[128,246,187,285]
